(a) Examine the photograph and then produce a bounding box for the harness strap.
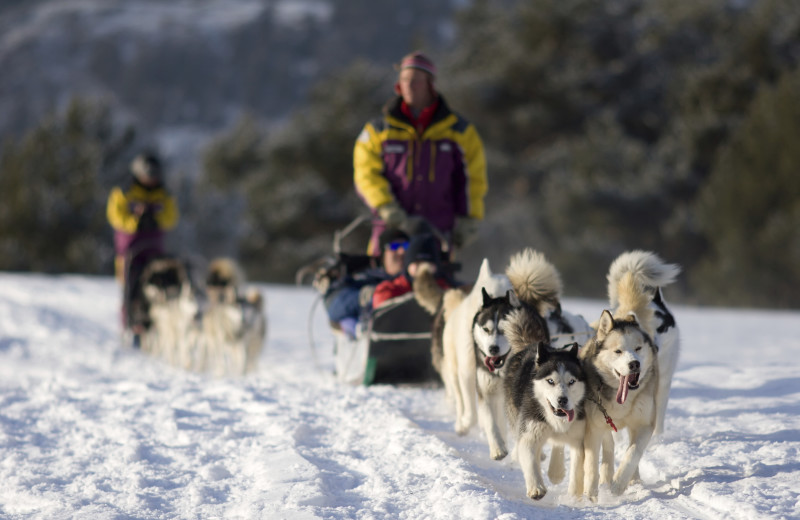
[586,391,618,432]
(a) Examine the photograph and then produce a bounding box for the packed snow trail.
[0,273,798,519]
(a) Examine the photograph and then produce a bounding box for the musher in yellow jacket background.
[106,152,179,333]
[353,51,488,257]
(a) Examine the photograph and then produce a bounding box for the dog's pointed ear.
[596,310,615,341]
[535,341,549,365]
[567,342,580,359]
[478,258,491,282]
[481,287,492,306]
[508,289,520,308]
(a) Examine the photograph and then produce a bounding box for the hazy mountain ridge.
[0,0,455,167]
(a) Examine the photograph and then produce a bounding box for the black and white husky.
[433,259,515,459]
[503,340,587,500]
[467,287,520,459]
[581,250,680,499]
[502,249,587,500]
[139,257,200,369]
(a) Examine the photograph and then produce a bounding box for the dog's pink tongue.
[484,357,495,373]
[564,408,575,422]
[616,375,630,404]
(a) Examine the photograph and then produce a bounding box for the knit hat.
[403,233,441,271]
[396,52,437,78]
[131,153,163,183]
[379,228,410,251]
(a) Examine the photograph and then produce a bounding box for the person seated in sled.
[106,152,179,338]
[324,228,409,339]
[372,233,454,309]
[353,51,488,259]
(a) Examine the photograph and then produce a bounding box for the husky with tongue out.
[580,251,672,500]
[502,340,587,501]
[499,248,588,500]
[469,287,520,460]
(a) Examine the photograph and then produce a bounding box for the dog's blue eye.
[547,379,555,385]
[568,379,575,385]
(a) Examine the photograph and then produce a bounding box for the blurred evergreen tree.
[442,0,800,303]
[0,98,136,274]
[198,61,387,281]
[694,68,800,307]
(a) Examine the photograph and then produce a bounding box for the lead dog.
[606,251,681,436]
[139,256,200,369]
[581,250,679,499]
[503,339,586,500]
[502,249,587,500]
[200,258,267,376]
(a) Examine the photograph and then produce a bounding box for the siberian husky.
[200,258,267,376]
[433,259,513,457]
[606,250,681,436]
[467,287,521,459]
[139,257,200,369]
[581,250,679,498]
[503,339,586,500]
[502,249,587,500]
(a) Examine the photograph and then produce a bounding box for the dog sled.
[297,215,454,386]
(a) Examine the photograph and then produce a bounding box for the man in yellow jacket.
[107,153,179,334]
[354,52,488,257]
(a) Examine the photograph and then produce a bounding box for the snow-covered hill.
[0,272,798,519]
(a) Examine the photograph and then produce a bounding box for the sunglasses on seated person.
[385,240,409,252]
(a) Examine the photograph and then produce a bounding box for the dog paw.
[610,479,628,496]
[455,422,469,436]
[527,484,547,500]
[490,446,508,461]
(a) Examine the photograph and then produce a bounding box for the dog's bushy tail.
[412,265,444,315]
[607,251,679,338]
[504,306,550,355]
[607,250,680,309]
[505,248,562,316]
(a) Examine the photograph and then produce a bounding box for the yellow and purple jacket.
[106,181,179,277]
[354,95,487,255]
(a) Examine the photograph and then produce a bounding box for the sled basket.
[335,292,438,386]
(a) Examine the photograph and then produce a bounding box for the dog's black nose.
[557,396,568,407]
[629,360,640,371]
[489,346,499,355]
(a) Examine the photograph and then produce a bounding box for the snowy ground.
[0,272,798,519]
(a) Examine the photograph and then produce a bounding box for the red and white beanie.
[396,52,437,78]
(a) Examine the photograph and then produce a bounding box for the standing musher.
[353,51,488,258]
[106,152,179,343]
